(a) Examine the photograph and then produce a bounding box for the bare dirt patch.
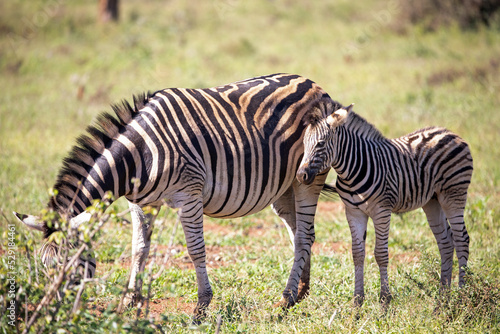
[391,250,421,268]
[114,243,254,272]
[147,297,196,318]
[88,297,196,320]
[312,241,350,255]
[316,201,345,220]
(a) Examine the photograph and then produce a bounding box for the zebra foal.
[297,104,473,308]
[15,74,338,321]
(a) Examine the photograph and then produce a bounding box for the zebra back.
[303,109,473,214]
[48,74,337,223]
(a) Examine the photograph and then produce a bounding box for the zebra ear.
[13,212,44,232]
[345,103,354,113]
[326,103,353,128]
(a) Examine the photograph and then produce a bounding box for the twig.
[215,314,223,334]
[15,285,23,334]
[25,244,32,285]
[404,273,434,298]
[357,317,369,333]
[116,268,133,314]
[34,247,39,284]
[0,208,13,225]
[152,215,180,280]
[151,323,166,334]
[71,260,88,314]
[25,293,28,328]
[116,208,131,218]
[35,323,46,334]
[328,309,338,328]
[56,239,68,302]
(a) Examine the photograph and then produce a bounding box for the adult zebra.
[297,104,472,308]
[15,74,339,320]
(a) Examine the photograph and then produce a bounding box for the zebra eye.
[316,141,326,148]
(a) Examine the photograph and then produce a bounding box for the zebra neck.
[331,123,388,185]
[49,149,132,218]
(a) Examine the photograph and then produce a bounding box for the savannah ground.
[0,0,499,333]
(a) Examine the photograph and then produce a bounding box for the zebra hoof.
[379,293,392,306]
[379,292,392,315]
[353,294,365,308]
[118,292,143,312]
[192,297,212,324]
[273,298,288,309]
[273,295,296,310]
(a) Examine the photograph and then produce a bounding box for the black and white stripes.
[297,104,473,308]
[17,74,337,320]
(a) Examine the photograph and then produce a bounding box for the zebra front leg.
[422,198,454,288]
[123,202,154,308]
[280,177,326,307]
[178,198,213,323]
[345,207,369,307]
[372,210,392,309]
[271,187,311,305]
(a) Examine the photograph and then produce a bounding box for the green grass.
[1,0,500,332]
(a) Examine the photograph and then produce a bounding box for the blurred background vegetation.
[0,0,499,332]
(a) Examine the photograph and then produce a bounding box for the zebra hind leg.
[371,210,393,310]
[439,194,470,287]
[121,202,155,311]
[271,187,311,306]
[345,207,369,308]
[422,198,454,289]
[178,197,213,324]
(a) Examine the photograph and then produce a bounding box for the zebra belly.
[391,193,434,214]
[203,197,275,219]
[201,180,291,219]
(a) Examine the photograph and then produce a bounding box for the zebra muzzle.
[296,165,316,185]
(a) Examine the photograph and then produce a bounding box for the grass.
[1,0,500,332]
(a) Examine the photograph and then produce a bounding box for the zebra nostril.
[297,168,315,185]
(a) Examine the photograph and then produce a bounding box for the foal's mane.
[345,112,386,141]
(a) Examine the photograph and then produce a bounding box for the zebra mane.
[48,92,154,220]
[344,111,386,141]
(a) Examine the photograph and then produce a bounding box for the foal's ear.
[326,103,353,127]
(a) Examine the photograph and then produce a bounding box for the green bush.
[396,0,500,31]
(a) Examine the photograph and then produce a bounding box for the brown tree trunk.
[99,0,119,22]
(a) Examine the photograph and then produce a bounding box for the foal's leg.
[271,186,311,303]
[345,207,369,307]
[371,209,393,308]
[439,194,470,287]
[422,198,454,288]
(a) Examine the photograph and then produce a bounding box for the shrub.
[395,0,500,31]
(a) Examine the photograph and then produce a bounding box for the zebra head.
[297,103,353,185]
[13,211,96,279]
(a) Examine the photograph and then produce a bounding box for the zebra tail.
[320,183,338,200]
